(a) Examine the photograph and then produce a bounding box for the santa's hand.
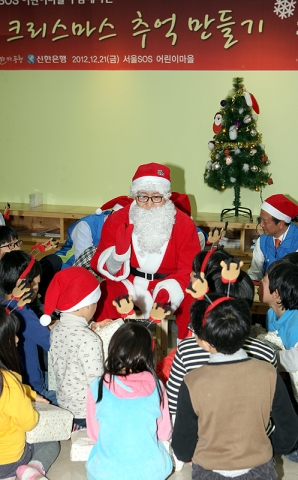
[154,289,170,305]
[115,224,134,256]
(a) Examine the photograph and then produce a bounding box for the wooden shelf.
[6,203,98,252]
[6,205,259,263]
[193,212,259,263]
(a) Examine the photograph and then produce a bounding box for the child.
[272,253,298,375]
[166,250,277,415]
[0,250,56,404]
[0,306,59,480]
[258,260,298,350]
[258,259,298,462]
[172,294,298,479]
[0,226,21,261]
[41,266,104,430]
[86,322,173,480]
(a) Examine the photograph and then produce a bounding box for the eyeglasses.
[136,195,164,204]
[0,240,23,250]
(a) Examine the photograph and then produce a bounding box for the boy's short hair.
[0,250,41,294]
[0,226,18,246]
[282,252,298,268]
[190,293,252,355]
[267,261,298,310]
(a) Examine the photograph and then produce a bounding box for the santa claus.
[91,162,201,340]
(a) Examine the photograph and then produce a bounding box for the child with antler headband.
[172,294,298,480]
[166,249,277,412]
[0,251,56,404]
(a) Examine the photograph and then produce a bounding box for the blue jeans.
[39,387,57,406]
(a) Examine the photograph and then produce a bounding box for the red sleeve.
[90,207,130,274]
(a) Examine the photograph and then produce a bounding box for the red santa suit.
[91,202,201,339]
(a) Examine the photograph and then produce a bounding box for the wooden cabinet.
[6,203,97,254]
[193,212,260,267]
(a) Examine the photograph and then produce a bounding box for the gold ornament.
[220,185,226,190]
[255,187,259,191]
[222,128,226,133]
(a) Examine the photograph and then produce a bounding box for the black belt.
[130,267,167,281]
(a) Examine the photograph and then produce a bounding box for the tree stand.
[220,186,253,222]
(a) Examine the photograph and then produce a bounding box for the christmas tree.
[204,77,273,220]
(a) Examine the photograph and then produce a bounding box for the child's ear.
[194,335,213,352]
[272,288,280,300]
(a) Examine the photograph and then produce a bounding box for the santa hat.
[171,192,191,216]
[261,194,298,223]
[131,163,171,191]
[40,266,101,326]
[96,196,133,215]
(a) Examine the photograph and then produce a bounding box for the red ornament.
[267,178,273,185]
[224,149,230,155]
[261,155,268,162]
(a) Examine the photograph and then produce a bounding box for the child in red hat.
[42,266,104,430]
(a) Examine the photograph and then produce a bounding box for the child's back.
[42,266,103,425]
[172,295,298,479]
[87,371,172,480]
[181,357,282,470]
[50,312,103,417]
[86,322,172,480]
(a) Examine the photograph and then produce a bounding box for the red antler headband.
[200,247,217,273]
[19,255,35,279]
[202,296,234,327]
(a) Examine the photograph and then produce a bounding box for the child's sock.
[16,460,47,480]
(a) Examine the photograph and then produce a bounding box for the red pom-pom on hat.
[96,196,133,215]
[261,194,298,223]
[40,266,101,326]
[132,163,171,189]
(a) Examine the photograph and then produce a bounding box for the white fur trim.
[97,246,131,281]
[243,91,252,107]
[261,201,291,223]
[112,246,131,263]
[132,175,171,189]
[61,286,101,312]
[153,279,184,312]
[40,314,51,326]
[95,208,102,215]
[124,279,154,318]
[112,203,123,212]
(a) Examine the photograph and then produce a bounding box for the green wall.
[0,70,297,215]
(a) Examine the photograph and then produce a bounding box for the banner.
[0,0,297,70]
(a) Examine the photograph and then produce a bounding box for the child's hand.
[91,319,113,330]
[35,394,50,403]
[48,320,59,330]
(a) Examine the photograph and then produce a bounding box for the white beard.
[130,201,176,255]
